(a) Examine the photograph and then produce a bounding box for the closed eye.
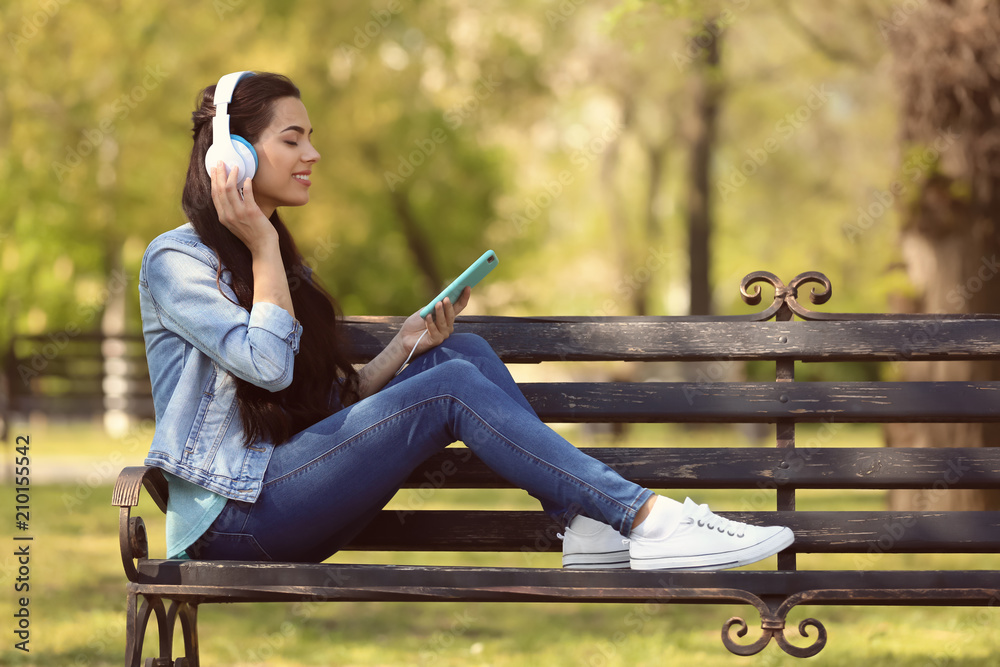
[284,141,299,146]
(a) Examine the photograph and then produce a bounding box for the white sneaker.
[629,498,794,571]
[561,515,630,569]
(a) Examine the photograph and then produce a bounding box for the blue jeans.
[186,334,654,562]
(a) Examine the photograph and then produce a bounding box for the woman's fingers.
[453,286,471,316]
[409,287,470,356]
[241,175,254,202]
[211,161,240,224]
[441,297,456,334]
[210,161,273,252]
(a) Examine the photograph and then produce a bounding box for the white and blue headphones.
[204,71,258,181]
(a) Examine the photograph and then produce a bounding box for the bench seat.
[133,561,1000,607]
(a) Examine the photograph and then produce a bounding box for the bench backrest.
[338,272,1000,569]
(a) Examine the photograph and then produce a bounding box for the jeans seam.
[447,394,637,514]
[263,390,640,531]
[201,529,273,561]
[263,397,450,488]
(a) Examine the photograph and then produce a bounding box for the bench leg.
[125,589,170,666]
[166,600,200,667]
[125,589,201,667]
[125,590,143,667]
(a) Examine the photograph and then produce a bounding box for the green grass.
[2,421,999,665]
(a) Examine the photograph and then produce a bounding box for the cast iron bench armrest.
[113,466,168,582]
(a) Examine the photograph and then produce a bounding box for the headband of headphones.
[204,71,258,181]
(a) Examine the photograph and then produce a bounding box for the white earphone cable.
[395,328,430,377]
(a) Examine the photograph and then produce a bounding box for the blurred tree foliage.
[0,0,926,351]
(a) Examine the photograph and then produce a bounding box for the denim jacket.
[138,223,302,502]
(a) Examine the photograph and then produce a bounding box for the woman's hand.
[211,161,295,318]
[397,286,472,357]
[356,287,472,400]
[210,160,276,256]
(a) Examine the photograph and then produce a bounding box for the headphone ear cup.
[204,143,227,179]
[231,135,258,181]
[205,143,243,181]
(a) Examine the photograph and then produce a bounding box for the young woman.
[138,71,793,570]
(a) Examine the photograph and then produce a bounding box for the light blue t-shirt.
[163,471,228,559]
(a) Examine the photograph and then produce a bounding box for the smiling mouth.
[292,174,311,184]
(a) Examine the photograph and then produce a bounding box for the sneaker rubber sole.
[563,549,631,569]
[629,526,794,571]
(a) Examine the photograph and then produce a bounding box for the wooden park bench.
[113,270,1000,665]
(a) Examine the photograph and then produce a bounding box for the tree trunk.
[389,189,442,299]
[686,18,722,317]
[599,96,638,314]
[886,0,1000,511]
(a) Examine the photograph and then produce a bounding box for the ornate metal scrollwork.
[129,517,149,560]
[721,611,827,658]
[739,271,837,321]
[721,616,773,656]
[722,596,826,658]
[774,618,828,658]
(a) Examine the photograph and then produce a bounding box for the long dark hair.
[181,72,360,446]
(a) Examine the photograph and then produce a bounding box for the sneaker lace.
[691,503,746,538]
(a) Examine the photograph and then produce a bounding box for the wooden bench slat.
[521,381,1000,422]
[347,510,1000,554]
[402,447,1000,489]
[343,317,1000,362]
[132,563,1000,607]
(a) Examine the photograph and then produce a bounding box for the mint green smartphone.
[419,250,498,318]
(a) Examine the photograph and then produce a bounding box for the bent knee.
[420,359,495,393]
[438,332,496,358]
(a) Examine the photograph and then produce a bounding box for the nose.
[305,143,321,164]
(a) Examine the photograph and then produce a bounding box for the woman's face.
[250,96,321,217]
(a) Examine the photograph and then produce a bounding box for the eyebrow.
[281,125,313,136]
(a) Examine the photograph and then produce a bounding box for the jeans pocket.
[187,530,273,561]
